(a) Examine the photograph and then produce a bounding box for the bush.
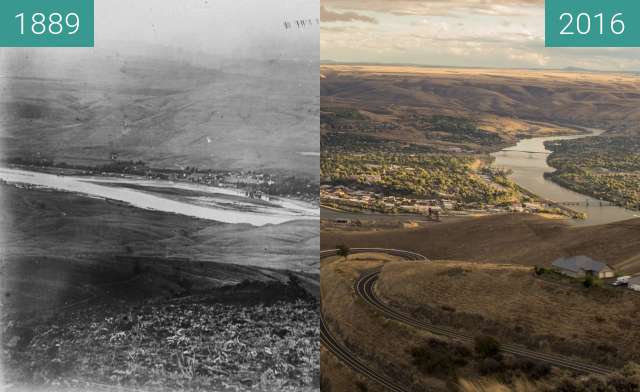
[551,363,640,391]
[475,335,501,358]
[583,275,602,288]
[410,339,470,378]
[509,358,551,379]
[355,381,368,392]
[479,357,504,375]
[583,275,594,288]
[534,266,546,276]
[336,245,350,258]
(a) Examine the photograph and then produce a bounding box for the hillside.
[377,261,640,367]
[1,184,319,318]
[321,65,640,152]
[320,252,640,392]
[3,276,319,392]
[321,214,640,274]
[1,52,319,178]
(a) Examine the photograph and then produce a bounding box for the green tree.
[336,245,350,258]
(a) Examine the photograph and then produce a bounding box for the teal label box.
[546,0,640,47]
[0,0,94,47]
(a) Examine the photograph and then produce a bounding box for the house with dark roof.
[552,256,615,279]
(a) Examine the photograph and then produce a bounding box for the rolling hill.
[321,65,640,149]
[321,214,640,274]
[1,51,319,178]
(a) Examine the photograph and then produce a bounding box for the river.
[0,167,319,226]
[491,130,639,226]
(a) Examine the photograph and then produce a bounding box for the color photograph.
[320,1,640,391]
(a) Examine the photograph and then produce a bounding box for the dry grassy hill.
[1,184,319,318]
[321,214,640,274]
[1,54,319,178]
[377,261,640,366]
[321,65,640,145]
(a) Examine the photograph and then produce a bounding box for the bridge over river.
[553,200,617,207]
[492,129,639,226]
[500,149,551,155]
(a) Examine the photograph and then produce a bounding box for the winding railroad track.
[320,313,410,392]
[321,247,614,391]
[356,270,614,376]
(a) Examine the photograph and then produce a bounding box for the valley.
[321,65,640,223]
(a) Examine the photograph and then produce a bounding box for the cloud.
[320,0,640,71]
[321,5,378,23]
[321,0,542,17]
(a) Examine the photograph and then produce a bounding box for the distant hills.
[321,65,640,140]
[1,48,319,178]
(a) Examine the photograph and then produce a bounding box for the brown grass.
[376,261,640,366]
[321,255,456,391]
[321,64,640,140]
[458,378,547,392]
[321,213,640,274]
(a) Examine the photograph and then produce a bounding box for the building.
[552,256,616,279]
[629,276,640,292]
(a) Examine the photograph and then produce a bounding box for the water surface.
[0,167,319,226]
[491,130,639,226]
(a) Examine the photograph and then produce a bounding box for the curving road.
[321,247,614,392]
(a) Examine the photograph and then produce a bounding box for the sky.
[0,0,319,68]
[95,0,318,60]
[320,0,640,71]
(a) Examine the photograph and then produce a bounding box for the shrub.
[509,358,551,379]
[475,335,501,358]
[336,245,350,258]
[583,275,603,288]
[583,275,595,288]
[441,305,456,312]
[355,381,368,392]
[410,339,470,378]
[478,357,503,376]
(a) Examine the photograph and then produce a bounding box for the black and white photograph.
[0,1,320,391]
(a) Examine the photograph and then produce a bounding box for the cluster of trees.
[321,132,438,155]
[6,156,55,167]
[320,107,369,129]
[547,136,640,210]
[322,151,520,205]
[7,155,318,200]
[414,115,503,146]
[264,176,319,200]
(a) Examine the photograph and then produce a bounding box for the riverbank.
[512,183,586,220]
[491,129,638,226]
[544,135,640,212]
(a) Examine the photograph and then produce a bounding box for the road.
[321,248,614,391]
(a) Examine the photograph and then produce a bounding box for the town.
[5,155,320,203]
[320,184,549,218]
